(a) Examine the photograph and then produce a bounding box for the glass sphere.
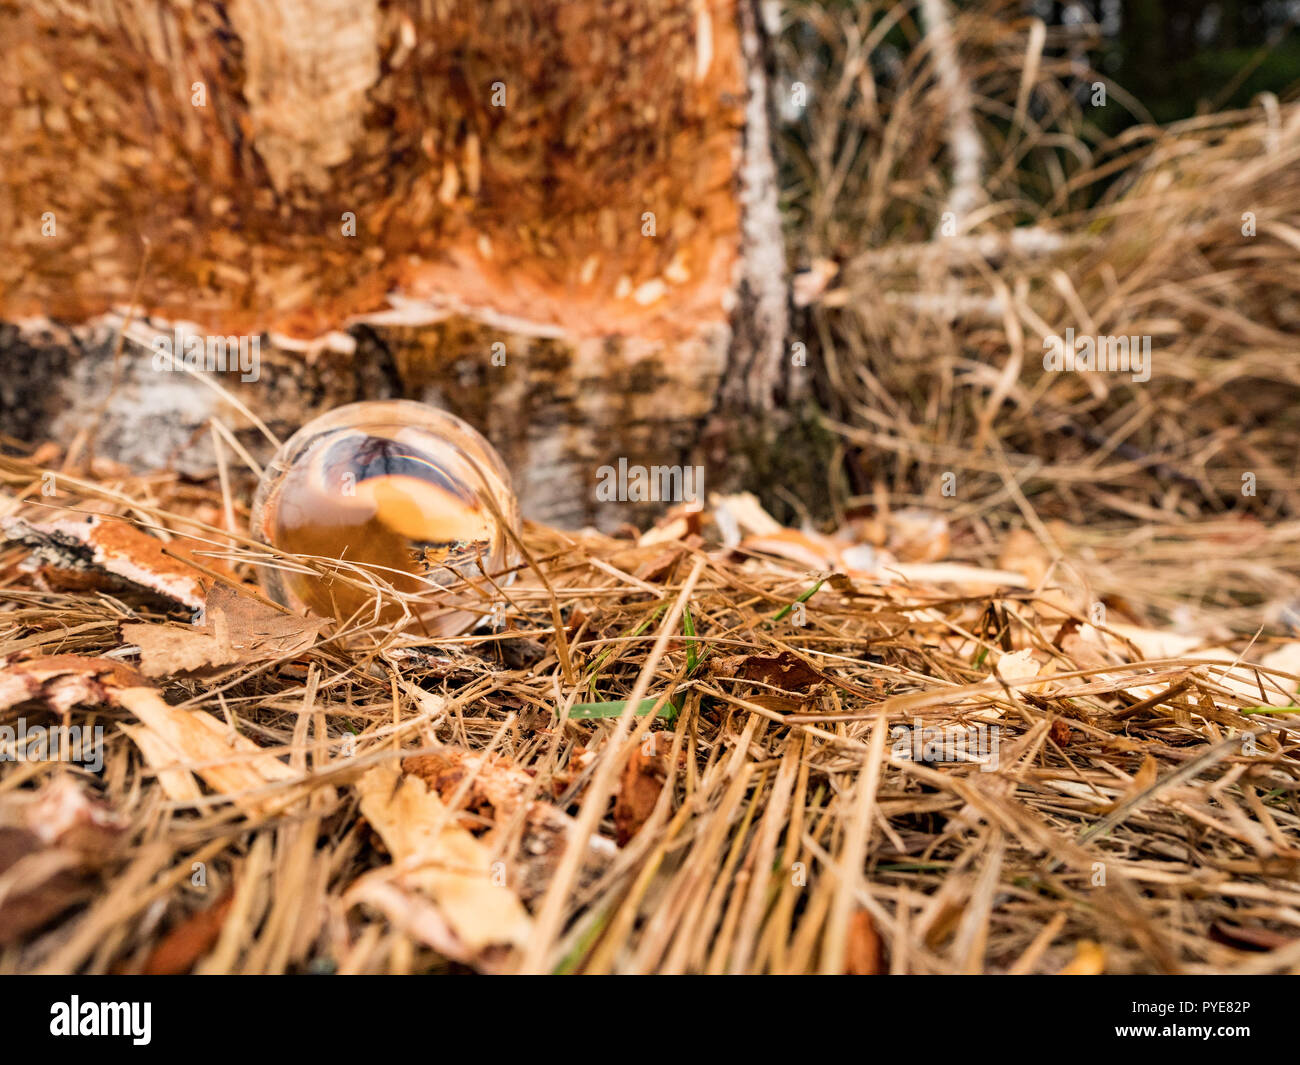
[250,400,520,636]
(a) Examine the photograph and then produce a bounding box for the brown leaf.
[352,765,532,964]
[0,653,285,811]
[637,505,703,548]
[203,584,324,654]
[120,623,238,675]
[1103,754,1159,813]
[402,748,535,832]
[828,571,870,597]
[844,909,884,975]
[1060,627,1116,669]
[739,529,839,570]
[122,584,324,677]
[564,605,589,640]
[711,650,824,693]
[613,733,669,845]
[743,693,808,714]
[142,893,235,974]
[1209,921,1296,952]
[1051,615,1081,650]
[403,747,616,903]
[633,546,686,583]
[115,686,300,815]
[1058,939,1106,975]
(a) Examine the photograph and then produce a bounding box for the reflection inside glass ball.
[251,401,520,636]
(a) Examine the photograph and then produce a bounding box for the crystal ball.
[250,400,520,636]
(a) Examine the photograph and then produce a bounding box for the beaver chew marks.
[0,0,748,343]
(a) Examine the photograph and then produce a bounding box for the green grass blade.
[772,578,825,622]
[569,697,678,721]
[682,602,698,673]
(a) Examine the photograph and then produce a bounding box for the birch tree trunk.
[0,0,790,528]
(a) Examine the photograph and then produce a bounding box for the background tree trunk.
[0,0,791,528]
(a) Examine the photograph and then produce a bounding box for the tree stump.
[0,0,791,528]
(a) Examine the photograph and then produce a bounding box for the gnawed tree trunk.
[0,0,790,528]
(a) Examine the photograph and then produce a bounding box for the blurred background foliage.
[1074,0,1300,126]
[768,0,1300,614]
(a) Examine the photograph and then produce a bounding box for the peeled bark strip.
[1,1,789,527]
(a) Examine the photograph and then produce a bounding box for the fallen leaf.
[614,733,669,845]
[0,655,300,814]
[637,505,703,547]
[886,508,951,564]
[632,546,687,583]
[1103,754,1159,813]
[712,492,783,542]
[141,893,235,974]
[119,723,204,803]
[994,648,1051,694]
[1060,624,1116,669]
[402,748,616,903]
[844,908,884,974]
[742,693,808,714]
[121,622,238,676]
[122,584,324,677]
[402,748,537,833]
[1209,921,1296,952]
[1058,939,1106,974]
[353,764,532,962]
[740,529,842,571]
[711,650,824,693]
[115,686,299,815]
[346,879,475,967]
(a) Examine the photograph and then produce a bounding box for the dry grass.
[3,0,1300,977]
[779,0,1300,527]
[2,454,1300,975]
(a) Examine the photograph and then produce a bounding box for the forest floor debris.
[2,453,1299,973]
